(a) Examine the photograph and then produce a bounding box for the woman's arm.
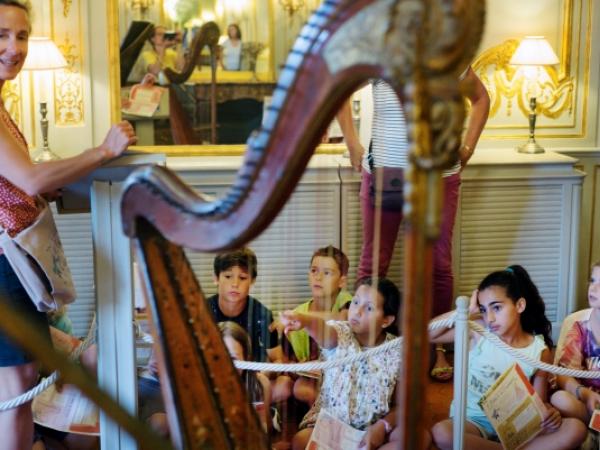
[458,66,490,168]
[0,121,135,196]
[279,310,338,349]
[336,100,364,172]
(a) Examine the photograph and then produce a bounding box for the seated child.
[551,260,600,423]
[430,265,587,450]
[137,348,170,438]
[207,247,282,363]
[280,277,401,450]
[279,245,352,406]
[219,321,272,432]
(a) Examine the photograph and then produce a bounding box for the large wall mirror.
[112,0,339,152]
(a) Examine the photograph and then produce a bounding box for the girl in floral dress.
[280,277,401,450]
[552,261,600,422]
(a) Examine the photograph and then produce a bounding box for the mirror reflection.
[119,0,277,145]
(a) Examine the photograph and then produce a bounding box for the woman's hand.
[279,311,302,334]
[358,420,387,449]
[540,403,562,433]
[348,141,365,172]
[98,121,137,159]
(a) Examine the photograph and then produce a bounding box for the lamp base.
[517,139,545,154]
[31,147,60,163]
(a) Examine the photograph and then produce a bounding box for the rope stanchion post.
[453,296,469,450]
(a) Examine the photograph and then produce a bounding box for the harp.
[119,20,153,86]
[0,0,485,449]
[121,0,485,447]
[164,22,220,144]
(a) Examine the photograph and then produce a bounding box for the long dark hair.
[227,23,241,40]
[355,277,402,336]
[478,265,553,348]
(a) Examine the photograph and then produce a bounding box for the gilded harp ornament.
[120,0,485,449]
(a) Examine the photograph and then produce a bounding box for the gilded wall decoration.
[1,79,23,129]
[55,34,84,125]
[62,0,72,17]
[472,39,574,120]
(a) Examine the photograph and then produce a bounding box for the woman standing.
[338,67,490,381]
[220,23,242,71]
[0,2,136,449]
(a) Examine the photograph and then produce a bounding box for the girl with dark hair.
[431,265,587,449]
[281,277,402,450]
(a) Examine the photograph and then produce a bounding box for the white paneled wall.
[182,166,342,315]
[56,154,583,342]
[175,157,342,312]
[456,184,565,322]
[52,205,95,338]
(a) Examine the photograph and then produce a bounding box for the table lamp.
[509,36,559,154]
[22,37,68,163]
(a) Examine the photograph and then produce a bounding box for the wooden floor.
[424,378,454,449]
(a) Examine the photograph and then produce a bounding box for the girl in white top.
[430,265,587,450]
[280,277,402,450]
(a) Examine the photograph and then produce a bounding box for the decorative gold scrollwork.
[1,79,22,128]
[472,38,574,119]
[62,0,72,18]
[55,35,84,126]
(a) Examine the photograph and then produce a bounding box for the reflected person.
[128,24,184,83]
[220,23,242,71]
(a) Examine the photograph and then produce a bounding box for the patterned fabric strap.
[0,105,38,235]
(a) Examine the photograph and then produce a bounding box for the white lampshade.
[22,37,68,71]
[510,36,559,66]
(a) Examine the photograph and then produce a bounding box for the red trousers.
[357,171,461,317]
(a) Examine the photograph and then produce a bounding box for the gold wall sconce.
[279,0,305,18]
[130,0,155,14]
[471,37,573,145]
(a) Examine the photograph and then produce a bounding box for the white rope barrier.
[234,315,454,372]
[234,314,600,380]
[0,315,97,412]
[2,307,596,411]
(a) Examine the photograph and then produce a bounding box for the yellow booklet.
[478,363,546,449]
